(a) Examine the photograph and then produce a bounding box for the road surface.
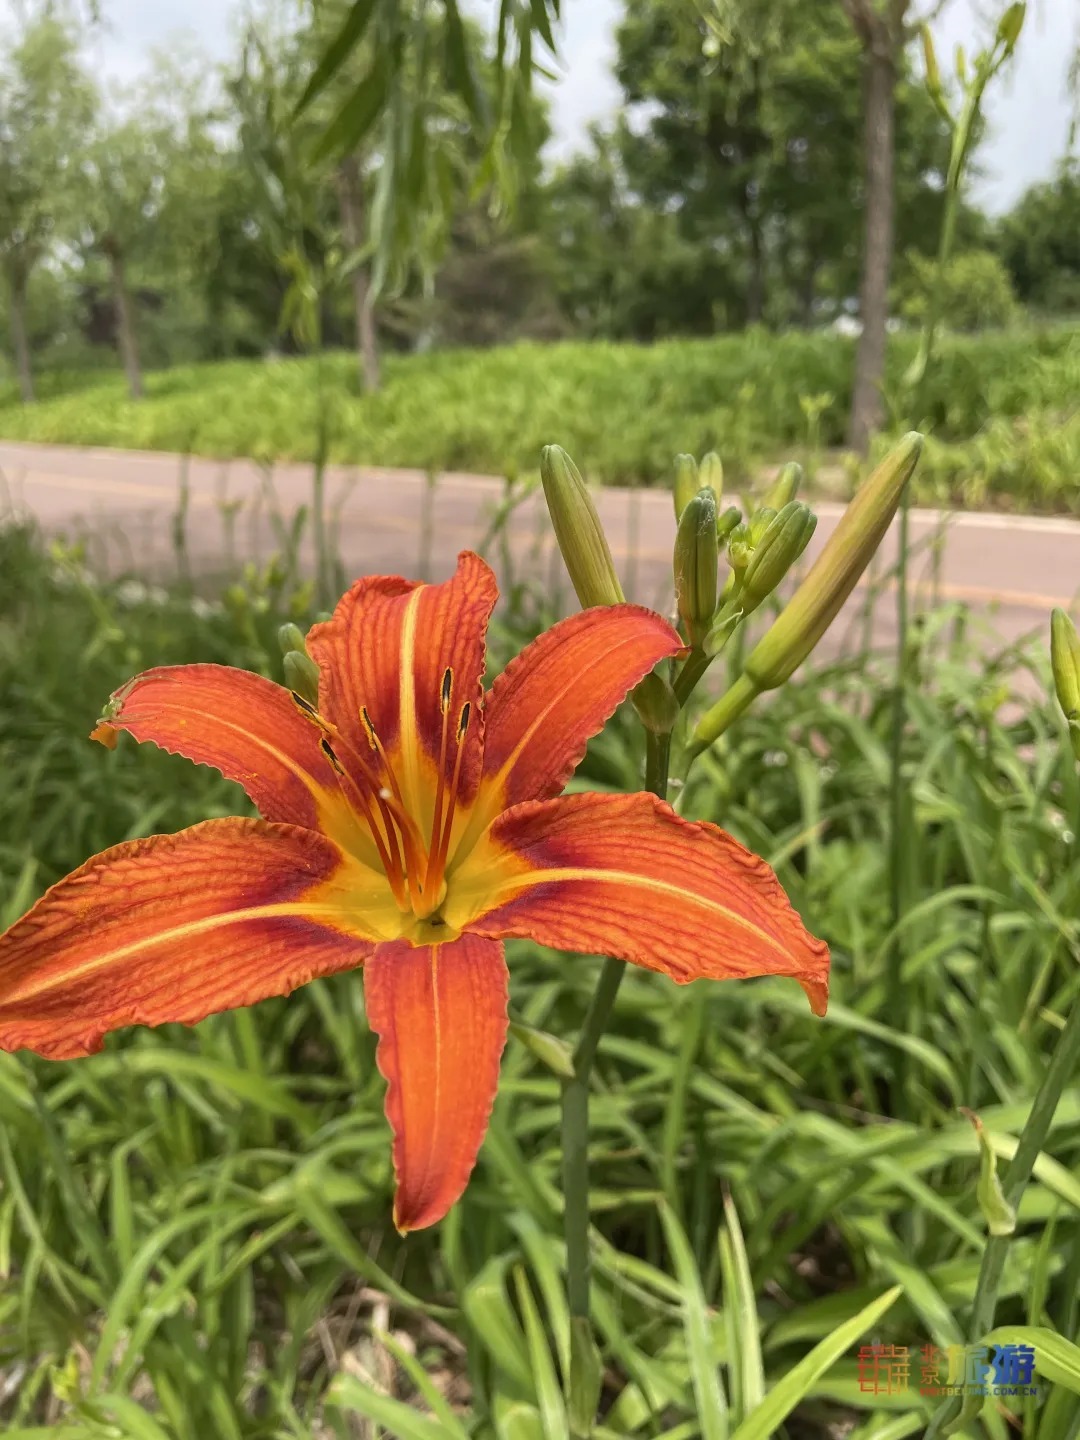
[2,439,1076,673]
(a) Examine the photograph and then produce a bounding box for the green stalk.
[887,51,993,1100]
[560,726,671,1421]
[926,994,1080,1436]
[927,756,1080,1436]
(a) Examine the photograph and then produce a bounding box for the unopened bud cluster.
[536,432,923,758]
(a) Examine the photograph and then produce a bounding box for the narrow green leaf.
[328,1373,449,1439]
[730,1286,904,1440]
[985,1325,1080,1395]
[721,1191,765,1422]
[376,1329,472,1439]
[514,1264,568,1440]
[295,0,379,117]
[312,63,391,165]
[658,1200,728,1440]
[443,0,486,125]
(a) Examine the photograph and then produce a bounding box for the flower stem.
[560,726,671,1415]
[925,988,1080,1436]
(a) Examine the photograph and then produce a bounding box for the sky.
[49,0,1080,213]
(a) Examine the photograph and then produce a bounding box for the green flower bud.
[996,2,1025,54]
[764,461,802,512]
[631,669,680,735]
[699,451,724,507]
[540,445,624,609]
[284,650,321,706]
[716,505,742,546]
[1051,609,1080,717]
[727,522,752,573]
[278,622,308,658]
[540,443,672,735]
[1050,609,1080,764]
[743,432,923,690]
[673,453,699,520]
[748,506,778,546]
[740,501,818,616]
[921,23,944,103]
[508,1019,574,1078]
[674,489,719,645]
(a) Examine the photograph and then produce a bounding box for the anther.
[441,667,453,713]
[458,702,471,737]
[291,691,319,717]
[319,738,345,775]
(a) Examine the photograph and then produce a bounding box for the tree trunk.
[848,41,896,452]
[337,154,380,392]
[8,271,34,404]
[106,240,144,401]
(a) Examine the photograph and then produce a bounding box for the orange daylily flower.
[0,552,828,1231]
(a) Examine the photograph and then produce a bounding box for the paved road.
[2,439,1076,671]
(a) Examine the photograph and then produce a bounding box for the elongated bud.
[1051,610,1080,716]
[284,650,320,706]
[699,451,724,506]
[997,2,1025,54]
[673,454,699,520]
[764,462,801,512]
[716,505,741,546]
[747,505,777,547]
[740,502,818,616]
[540,442,673,734]
[278,622,308,657]
[921,23,945,105]
[540,445,624,608]
[674,489,719,645]
[742,433,922,690]
[1051,609,1080,764]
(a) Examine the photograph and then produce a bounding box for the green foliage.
[998,159,1080,314]
[597,0,951,333]
[897,248,1019,333]
[1,325,1079,508]
[2,509,1080,1435]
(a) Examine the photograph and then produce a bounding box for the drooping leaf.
[294,0,380,118]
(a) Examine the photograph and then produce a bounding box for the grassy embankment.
[1,324,1078,509]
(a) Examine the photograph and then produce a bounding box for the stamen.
[288,688,416,910]
[360,703,428,909]
[427,669,455,887]
[427,702,472,897]
[318,739,409,908]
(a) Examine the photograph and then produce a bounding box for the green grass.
[1,325,1079,509]
[3,508,1080,1438]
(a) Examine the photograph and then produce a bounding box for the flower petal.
[454,792,828,1015]
[306,552,498,828]
[480,606,684,810]
[92,662,353,828]
[364,933,508,1232]
[0,818,388,1059]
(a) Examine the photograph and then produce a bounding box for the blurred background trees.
[0,0,1074,448]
